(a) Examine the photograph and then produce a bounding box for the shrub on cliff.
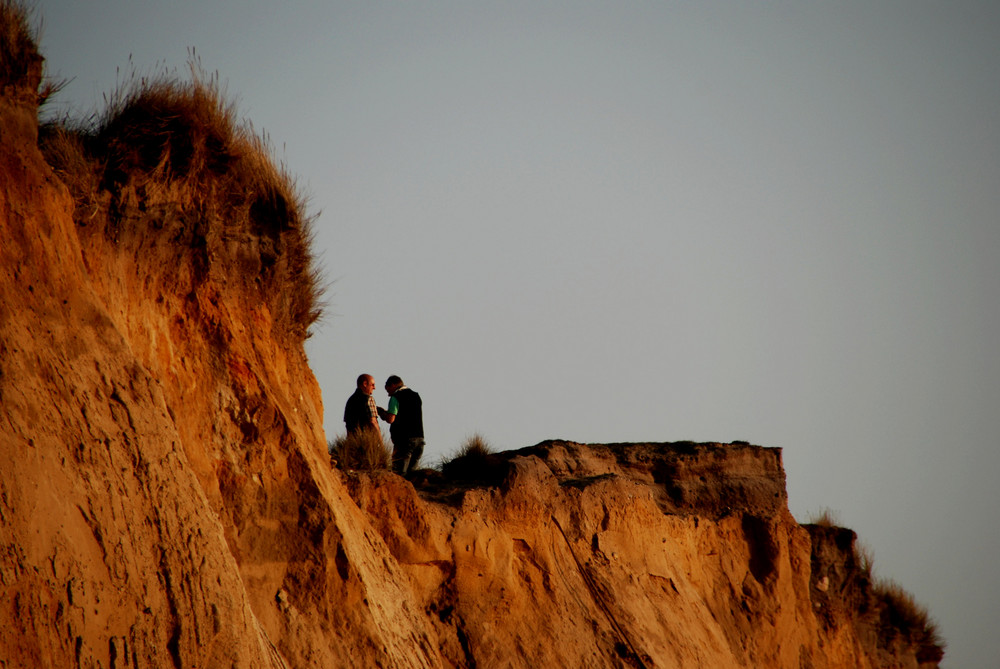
[0,0,61,104]
[873,578,945,663]
[804,519,945,664]
[0,1,38,93]
[807,507,841,528]
[851,539,941,660]
[39,64,323,341]
[329,431,391,472]
[440,433,496,481]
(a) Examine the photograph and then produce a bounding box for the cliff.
[348,441,941,668]
[0,8,942,667]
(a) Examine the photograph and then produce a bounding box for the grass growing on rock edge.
[803,511,945,663]
[439,433,496,481]
[38,59,325,342]
[329,431,391,472]
[0,0,38,94]
[0,0,64,105]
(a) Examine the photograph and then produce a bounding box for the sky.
[32,1,1000,666]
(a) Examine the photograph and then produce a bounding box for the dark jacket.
[389,387,423,442]
[344,389,374,434]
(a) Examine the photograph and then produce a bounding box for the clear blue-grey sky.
[33,2,999,666]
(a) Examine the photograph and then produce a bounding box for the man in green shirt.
[378,375,424,476]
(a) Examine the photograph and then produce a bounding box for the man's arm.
[379,395,399,424]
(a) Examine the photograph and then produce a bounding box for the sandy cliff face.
[0,87,282,667]
[347,441,934,668]
[1,24,435,667]
[1,17,941,668]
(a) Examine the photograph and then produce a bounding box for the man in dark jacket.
[344,374,380,436]
[378,375,424,476]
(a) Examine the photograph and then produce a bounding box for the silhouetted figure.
[344,374,380,436]
[378,375,424,476]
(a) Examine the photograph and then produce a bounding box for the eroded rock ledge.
[343,441,938,668]
[463,440,785,518]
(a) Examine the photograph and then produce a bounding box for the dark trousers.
[391,437,425,476]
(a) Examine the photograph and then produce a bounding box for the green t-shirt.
[387,395,400,416]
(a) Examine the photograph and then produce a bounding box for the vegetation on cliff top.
[0,1,38,92]
[1,0,64,106]
[39,61,324,341]
[329,431,392,472]
[439,432,497,480]
[804,516,944,664]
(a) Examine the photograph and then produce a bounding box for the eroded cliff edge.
[349,441,941,668]
[0,10,941,668]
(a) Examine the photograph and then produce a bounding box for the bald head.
[356,374,375,394]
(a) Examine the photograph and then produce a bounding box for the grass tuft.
[0,0,40,99]
[873,578,945,663]
[808,507,841,528]
[38,60,325,341]
[854,541,875,580]
[90,63,249,193]
[329,431,391,472]
[0,1,66,106]
[38,120,102,213]
[440,433,495,480]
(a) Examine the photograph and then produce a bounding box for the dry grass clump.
[803,518,944,662]
[440,433,496,480]
[0,1,63,104]
[854,540,875,578]
[848,540,943,663]
[872,578,945,663]
[451,432,495,460]
[38,122,102,216]
[39,63,324,340]
[0,0,40,96]
[807,507,842,528]
[94,69,243,189]
[329,431,391,472]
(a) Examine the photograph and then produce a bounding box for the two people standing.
[343,374,424,476]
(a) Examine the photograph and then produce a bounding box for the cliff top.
[414,439,786,520]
